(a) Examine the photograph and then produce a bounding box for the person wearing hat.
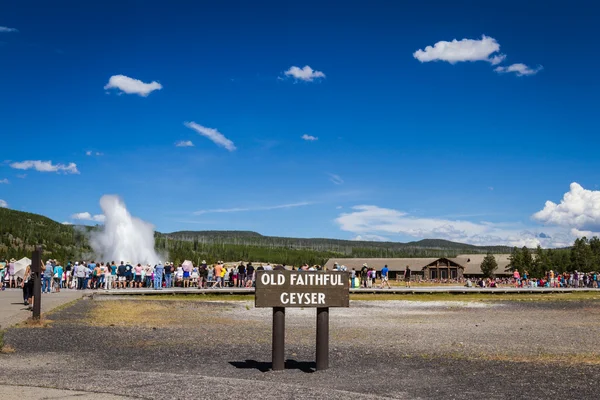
[42,260,53,294]
[164,262,173,289]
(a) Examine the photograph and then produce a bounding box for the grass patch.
[349,292,600,302]
[105,294,253,302]
[88,300,250,328]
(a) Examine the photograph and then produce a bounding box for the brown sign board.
[255,270,349,308]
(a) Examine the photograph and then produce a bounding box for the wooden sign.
[255,270,349,308]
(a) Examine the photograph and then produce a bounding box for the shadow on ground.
[229,359,316,373]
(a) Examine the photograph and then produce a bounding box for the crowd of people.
[511,269,599,288]
[1,258,599,305]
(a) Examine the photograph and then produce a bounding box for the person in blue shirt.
[54,263,63,292]
[154,262,164,290]
[380,265,391,289]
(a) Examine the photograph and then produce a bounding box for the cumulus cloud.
[0,178,8,184]
[328,173,344,185]
[494,63,543,76]
[335,205,568,248]
[194,201,313,215]
[302,134,318,141]
[0,26,18,33]
[184,121,236,151]
[413,35,505,64]
[284,65,326,82]
[86,151,104,156]
[0,199,7,208]
[71,212,106,223]
[533,183,600,231]
[10,160,79,174]
[104,74,162,96]
[62,221,73,225]
[175,140,194,147]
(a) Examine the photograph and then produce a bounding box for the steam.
[90,195,161,264]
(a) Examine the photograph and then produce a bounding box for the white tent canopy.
[13,257,31,279]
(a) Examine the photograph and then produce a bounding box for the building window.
[430,270,437,280]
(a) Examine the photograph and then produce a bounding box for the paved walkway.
[0,289,85,329]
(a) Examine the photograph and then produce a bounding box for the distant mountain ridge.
[164,230,512,253]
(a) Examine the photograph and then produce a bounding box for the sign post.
[255,270,349,371]
[316,307,329,370]
[272,307,285,371]
[31,246,42,320]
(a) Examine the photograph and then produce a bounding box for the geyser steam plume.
[91,195,161,264]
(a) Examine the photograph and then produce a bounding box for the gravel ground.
[1,298,599,399]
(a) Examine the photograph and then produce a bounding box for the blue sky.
[1,0,599,247]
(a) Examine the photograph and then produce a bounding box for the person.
[8,258,17,288]
[164,262,173,288]
[404,265,412,288]
[237,263,246,288]
[144,264,153,288]
[175,264,183,287]
[380,264,391,289]
[74,262,85,290]
[212,262,223,288]
[117,261,127,289]
[124,262,133,288]
[360,264,368,288]
[183,263,191,288]
[191,266,199,287]
[134,263,143,288]
[22,264,36,309]
[513,269,521,288]
[64,261,72,289]
[54,262,63,293]
[154,261,164,289]
[351,268,356,288]
[246,263,254,287]
[198,261,207,289]
[42,261,53,294]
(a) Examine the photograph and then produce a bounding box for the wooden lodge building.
[323,254,512,280]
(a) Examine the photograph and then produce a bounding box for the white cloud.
[16,174,26,179]
[0,178,8,184]
[184,121,236,151]
[328,173,344,185]
[175,140,194,147]
[104,74,162,97]
[86,151,92,156]
[194,201,313,215]
[0,26,18,33]
[494,63,543,76]
[10,160,79,174]
[62,221,73,225]
[0,199,7,208]
[413,35,504,64]
[302,134,318,141]
[533,183,600,230]
[284,65,326,82]
[71,212,106,223]
[85,151,103,156]
[335,205,567,248]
